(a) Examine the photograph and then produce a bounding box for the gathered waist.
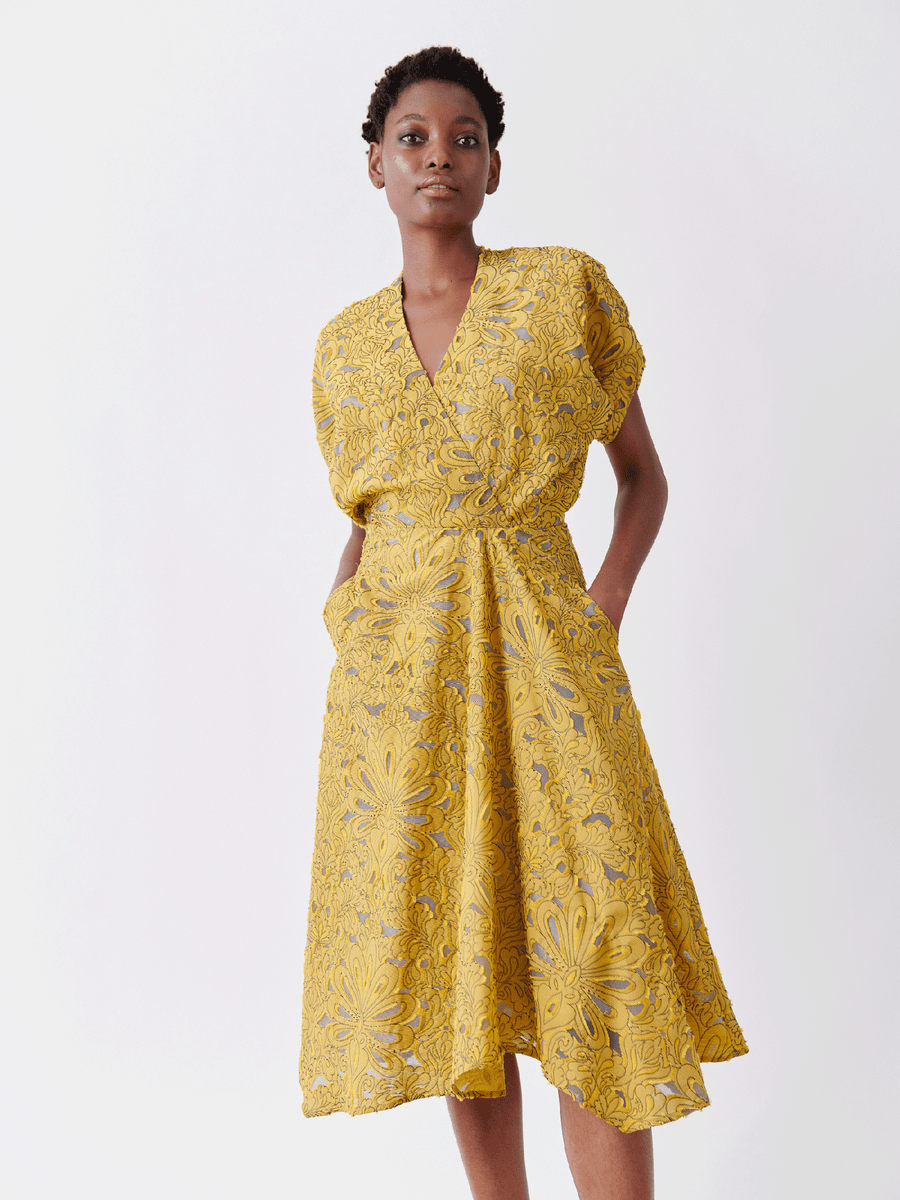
[358,513,584,590]
[363,511,571,542]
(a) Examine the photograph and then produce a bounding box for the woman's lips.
[418,178,458,196]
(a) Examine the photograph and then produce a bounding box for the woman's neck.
[398,225,481,299]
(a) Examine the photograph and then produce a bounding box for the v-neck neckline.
[393,247,487,392]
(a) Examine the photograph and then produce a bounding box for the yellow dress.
[300,246,747,1131]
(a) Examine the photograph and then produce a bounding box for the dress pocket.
[322,575,359,646]
[582,593,619,643]
[554,584,625,672]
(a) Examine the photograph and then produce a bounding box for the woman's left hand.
[585,588,625,636]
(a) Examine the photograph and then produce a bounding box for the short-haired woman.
[300,46,747,1200]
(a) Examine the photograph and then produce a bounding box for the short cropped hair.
[361,46,505,150]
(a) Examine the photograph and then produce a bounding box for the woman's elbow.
[656,462,669,512]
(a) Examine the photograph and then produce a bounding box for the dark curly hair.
[361,47,505,151]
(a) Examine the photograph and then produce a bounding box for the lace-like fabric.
[300,246,747,1131]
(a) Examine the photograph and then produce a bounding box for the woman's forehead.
[387,79,486,125]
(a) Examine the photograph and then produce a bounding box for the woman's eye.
[399,132,423,144]
[457,136,479,147]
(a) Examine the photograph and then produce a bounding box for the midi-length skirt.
[299,513,747,1131]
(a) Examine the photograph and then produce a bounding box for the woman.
[300,46,747,1200]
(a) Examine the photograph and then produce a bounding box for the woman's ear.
[368,142,385,190]
[486,149,501,196]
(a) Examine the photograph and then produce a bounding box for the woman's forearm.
[330,522,366,595]
[585,395,668,634]
[587,465,668,633]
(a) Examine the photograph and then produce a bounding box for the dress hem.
[300,1040,748,1131]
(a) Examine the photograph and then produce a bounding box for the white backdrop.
[2,2,898,1197]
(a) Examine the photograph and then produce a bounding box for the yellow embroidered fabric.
[300,246,747,1131]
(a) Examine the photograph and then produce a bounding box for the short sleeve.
[310,322,368,524]
[311,329,337,471]
[579,256,646,443]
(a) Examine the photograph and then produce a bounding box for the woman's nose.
[426,140,454,170]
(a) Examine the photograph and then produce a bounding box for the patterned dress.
[300,246,747,1131]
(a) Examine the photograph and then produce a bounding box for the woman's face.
[368,79,500,232]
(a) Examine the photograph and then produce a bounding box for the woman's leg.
[445,1053,530,1200]
[558,1089,654,1200]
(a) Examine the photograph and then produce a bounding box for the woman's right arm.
[329,521,366,596]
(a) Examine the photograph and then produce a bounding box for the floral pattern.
[300,246,747,1130]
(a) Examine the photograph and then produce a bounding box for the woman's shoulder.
[485,245,607,273]
[482,246,613,301]
[315,279,400,349]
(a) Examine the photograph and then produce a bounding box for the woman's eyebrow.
[395,113,484,127]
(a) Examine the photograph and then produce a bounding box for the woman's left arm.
[586,393,668,634]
